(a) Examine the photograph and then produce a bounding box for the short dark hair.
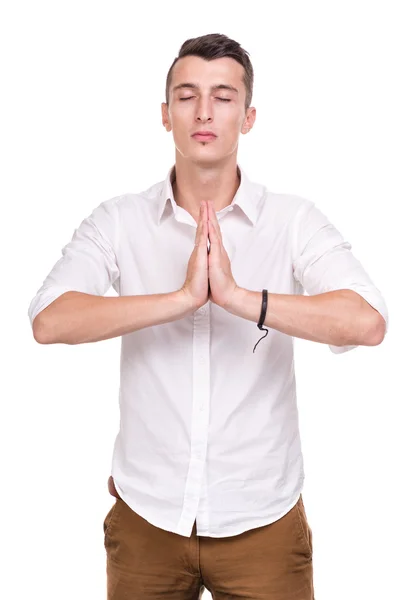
[165,33,254,110]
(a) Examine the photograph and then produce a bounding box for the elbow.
[32,315,51,344]
[360,313,387,347]
[32,313,61,344]
[342,313,387,348]
[367,314,387,346]
[33,332,48,344]
[30,291,80,345]
[32,317,75,345]
[339,291,387,347]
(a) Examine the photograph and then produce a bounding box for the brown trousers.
[104,476,314,599]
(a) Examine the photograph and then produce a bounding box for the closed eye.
[179,97,231,102]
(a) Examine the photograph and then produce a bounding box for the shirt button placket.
[177,304,210,534]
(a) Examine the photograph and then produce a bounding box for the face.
[161,55,256,165]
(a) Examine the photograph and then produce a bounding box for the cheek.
[221,108,243,128]
[222,117,243,140]
[169,119,186,141]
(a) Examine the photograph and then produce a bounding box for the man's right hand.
[180,200,210,310]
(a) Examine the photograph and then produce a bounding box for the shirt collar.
[156,163,263,227]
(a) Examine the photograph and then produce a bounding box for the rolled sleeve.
[291,199,389,354]
[28,197,120,327]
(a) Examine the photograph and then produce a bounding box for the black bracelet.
[253,289,269,353]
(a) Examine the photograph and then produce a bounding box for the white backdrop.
[2,1,398,598]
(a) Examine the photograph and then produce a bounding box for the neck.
[171,156,241,222]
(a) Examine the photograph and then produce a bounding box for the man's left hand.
[206,199,240,310]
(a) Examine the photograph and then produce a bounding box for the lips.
[192,131,217,141]
[192,131,216,137]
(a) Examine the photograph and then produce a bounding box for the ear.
[241,106,256,135]
[161,102,172,132]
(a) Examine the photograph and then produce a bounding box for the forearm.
[33,290,193,345]
[226,288,381,347]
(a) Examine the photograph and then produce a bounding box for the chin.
[177,147,218,160]
[176,142,234,164]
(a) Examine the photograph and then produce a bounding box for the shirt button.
[199,404,205,411]
[199,356,205,364]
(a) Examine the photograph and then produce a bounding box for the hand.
[206,200,239,309]
[180,200,209,310]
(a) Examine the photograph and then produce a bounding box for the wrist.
[176,287,199,314]
[224,286,247,315]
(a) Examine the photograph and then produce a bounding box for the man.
[28,33,388,600]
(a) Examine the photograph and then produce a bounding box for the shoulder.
[257,184,313,228]
[109,179,164,219]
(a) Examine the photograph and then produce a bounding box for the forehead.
[170,55,245,92]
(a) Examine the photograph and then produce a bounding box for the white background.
[2,1,398,598]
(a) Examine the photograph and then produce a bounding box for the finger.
[194,216,201,246]
[203,201,211,251]
[202,202,209,241]
[195,202,205,245]
[199,207,209,250]
[208,218,221,252]
[201,214,209,247]
[207,201,222,243]
[203,199,208,225]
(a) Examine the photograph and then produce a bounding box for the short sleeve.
[291,199,389,354]
[28,197,120,327]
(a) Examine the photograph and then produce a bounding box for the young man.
[28,33,388,599]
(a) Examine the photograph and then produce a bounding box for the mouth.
[191,133,217,142]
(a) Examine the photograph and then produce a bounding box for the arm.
[33,289,193,345]
[29,196,193,345]
[225,198,388,353]
[225,287,385,347]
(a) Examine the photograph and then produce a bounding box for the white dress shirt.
[28,164,388,538]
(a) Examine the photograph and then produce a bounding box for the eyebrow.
[172,83,239,94]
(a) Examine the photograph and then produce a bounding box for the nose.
[196,114,212,122]
[196,97,213,123]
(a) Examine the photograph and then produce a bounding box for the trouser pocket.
[295,494,313,556]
